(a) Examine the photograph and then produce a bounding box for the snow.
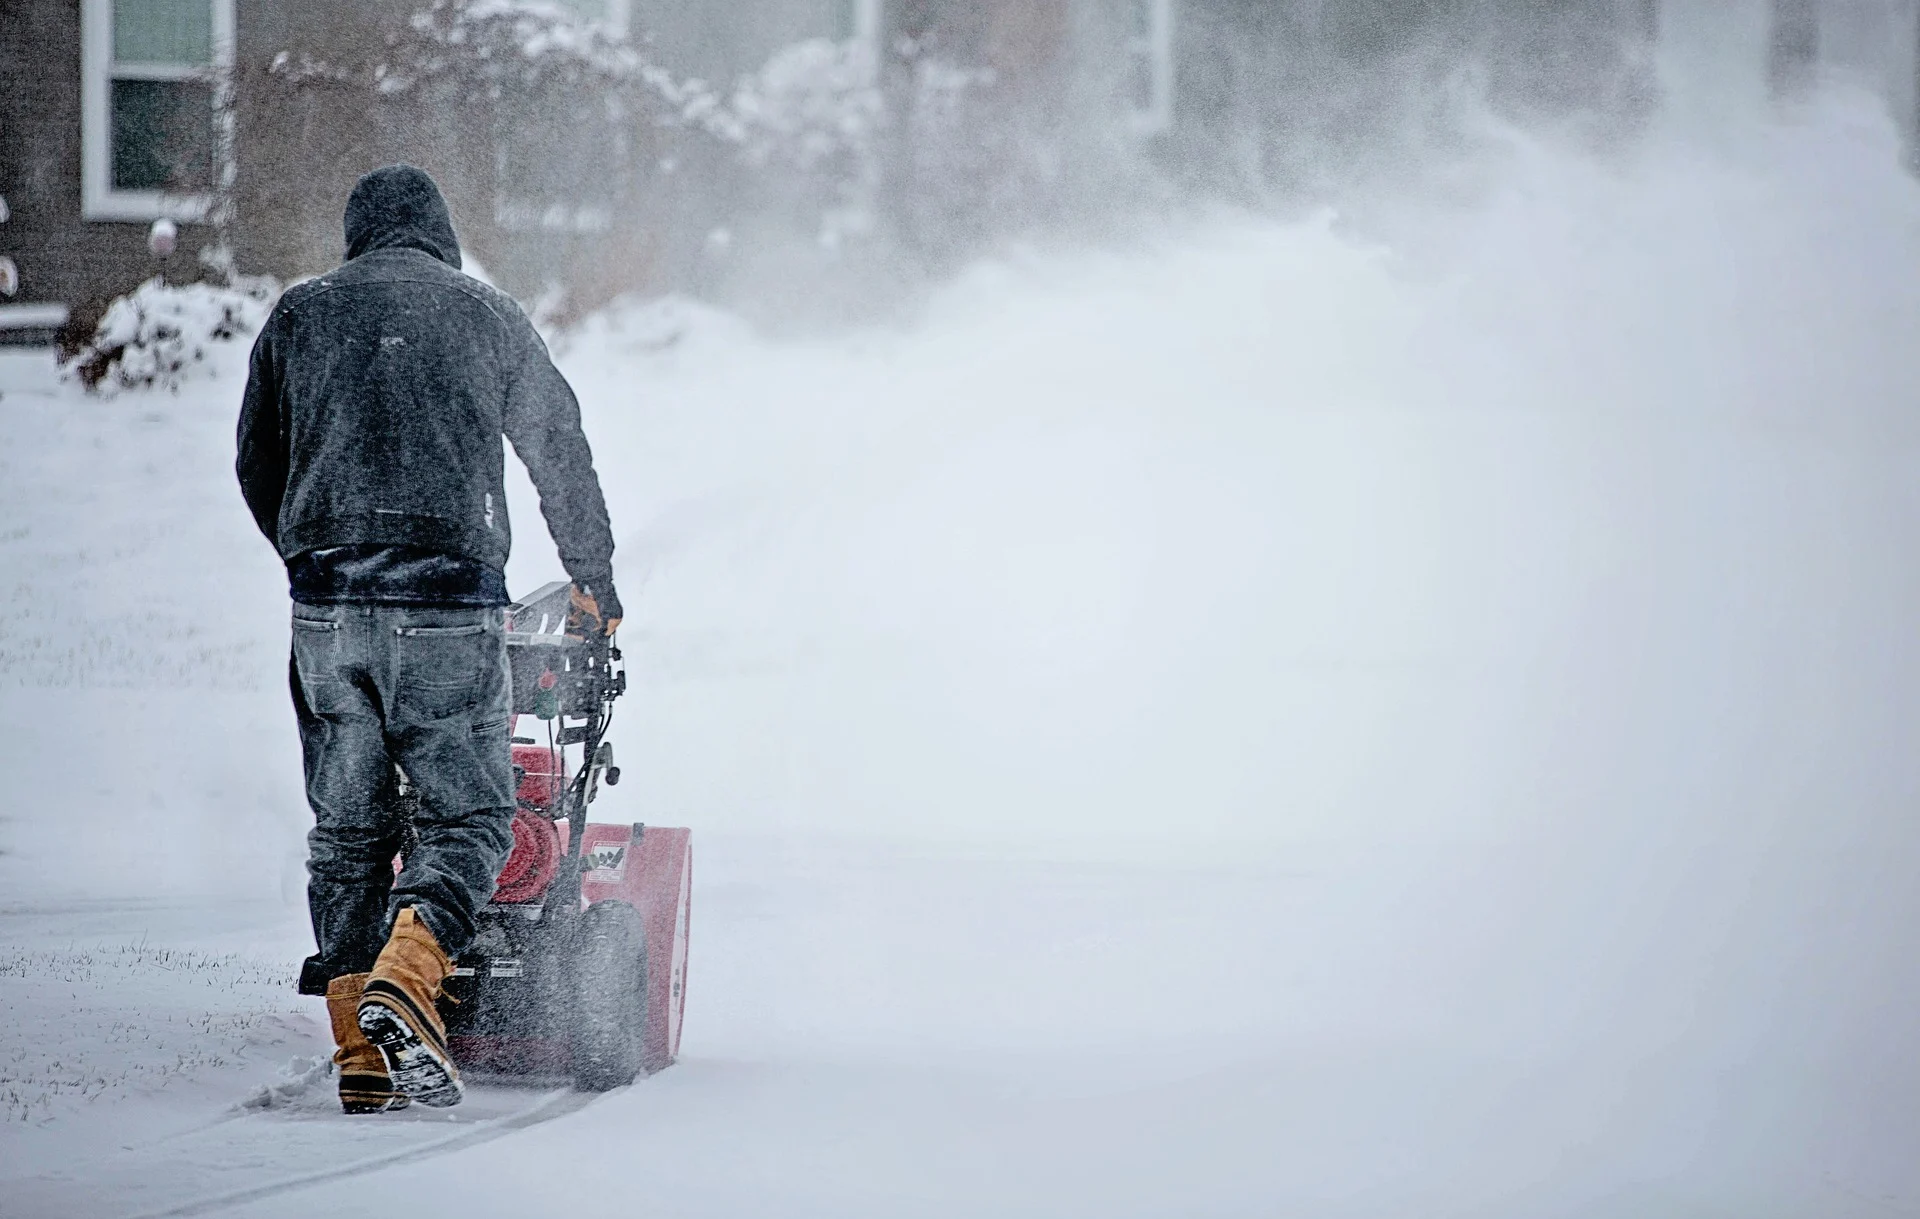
[63,278,276,395]
[730,38,883,171]
[4,57,1920,1219]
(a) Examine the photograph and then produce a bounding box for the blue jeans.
[290,602,514,989]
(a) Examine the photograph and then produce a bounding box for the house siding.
[229,0,501,285]
[0,0,216,342]
[228,0,682,310]
[1165,0,1663,197]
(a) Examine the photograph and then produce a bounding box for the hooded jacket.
[236,165,615,601]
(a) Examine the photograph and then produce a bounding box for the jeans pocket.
[292,614,353,715]
[394,613,500,722]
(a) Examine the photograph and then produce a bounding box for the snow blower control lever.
[506,580,623,908]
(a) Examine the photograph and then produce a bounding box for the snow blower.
[426,580,692,1090]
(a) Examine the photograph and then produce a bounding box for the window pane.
[113,0,211,65]
[832,0,857,41]
[111,79,213,191]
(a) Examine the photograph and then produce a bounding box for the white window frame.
[846,0,882,51]
[80,0,235,223]
[830,0,882,85]
[1124,0,1174,136]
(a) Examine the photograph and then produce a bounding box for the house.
[1,0,902,345]
[1766,0,1920,158]
[1,0,238,346]
[4,0,1679,349]
[1166,0,1664,197]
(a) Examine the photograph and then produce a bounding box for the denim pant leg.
[291,605,403,981]
[378,606,516,958]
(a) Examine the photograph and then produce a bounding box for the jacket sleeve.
[235,317,288,551]
[502,321,616,587]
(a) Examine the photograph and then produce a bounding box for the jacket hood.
[343,164,462,268]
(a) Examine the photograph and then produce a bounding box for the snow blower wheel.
[569,900,648,1091]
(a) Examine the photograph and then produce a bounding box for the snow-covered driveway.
[5,94,1920,1217]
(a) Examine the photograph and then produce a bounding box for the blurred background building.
[2,0,1913,347]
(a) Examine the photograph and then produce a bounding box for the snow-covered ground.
[5,60,1920,1219]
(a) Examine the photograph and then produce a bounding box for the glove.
[567,578,622,641]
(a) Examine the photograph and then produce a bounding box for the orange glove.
[567,581,622,641]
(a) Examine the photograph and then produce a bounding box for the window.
[831,0,882,48]
[1123,0,1173,134]
[81,0,234,221]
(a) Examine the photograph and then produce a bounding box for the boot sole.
[357,992,463,1109]
[339,1072,410,1114]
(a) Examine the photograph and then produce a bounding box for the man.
[237,164,620,1112]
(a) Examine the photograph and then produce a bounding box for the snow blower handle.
[505,579,625,716]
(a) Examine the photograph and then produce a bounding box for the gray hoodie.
[236,165,615,604]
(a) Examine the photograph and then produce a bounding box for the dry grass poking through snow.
[0,944,300,1123]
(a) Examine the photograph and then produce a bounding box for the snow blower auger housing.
[435,581,691,1091]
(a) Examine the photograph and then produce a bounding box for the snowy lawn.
[2,943,294,1119]
[3,87,1920,1217]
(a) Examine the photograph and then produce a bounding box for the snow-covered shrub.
[267,0,727,131]
[262,3,888,232]
[65,277,276,395]
[257,0,733,310]
[249,0,990,305]
[729,38,887,249]
[731,39,882,173]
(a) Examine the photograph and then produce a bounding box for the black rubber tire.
[569,899,648,1091]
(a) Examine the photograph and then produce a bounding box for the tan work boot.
[357,907,464,1108]
[325,973,409,1114]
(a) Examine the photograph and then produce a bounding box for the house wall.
[230,0,494,286]
[1166,0,1661,198]
[1793,0,1920,164]
[227,0,725,314]
[0,0,215,343]
[880,0,1125,260]
[4,0,1712,345]
[3,0,1139,339]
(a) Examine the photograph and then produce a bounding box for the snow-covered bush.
[262,3,888,232]
[729,38,887,248]
[731,39,882,173]
[65,277,277,395]
[247,0,999,307]
[267,0,727,132]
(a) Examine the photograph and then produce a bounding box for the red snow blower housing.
[434,581,692,1090]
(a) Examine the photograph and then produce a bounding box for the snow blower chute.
[428,580,691,1090]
